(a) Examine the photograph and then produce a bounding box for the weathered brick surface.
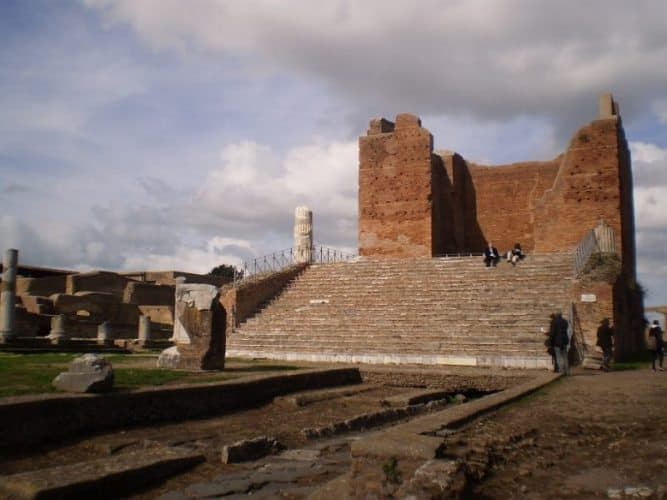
[462,160,560,253]
[533,118,630,261]
[358,109,635,273]
[359,114,434,257]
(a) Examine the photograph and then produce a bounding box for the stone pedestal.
[161,284,226,370]
[294,206,313,264]
[138,315,151,346]
[48,314,68,345]
[0,248,18,343]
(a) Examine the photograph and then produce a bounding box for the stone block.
[157,345,181,369]
[221,436,282,464]
[19,295,54,315]
[170,284,225,370]
[52,353,114,393]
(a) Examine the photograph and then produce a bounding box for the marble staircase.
[227,254,575,368]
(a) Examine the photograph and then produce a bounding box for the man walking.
[550,311,570,375]
[596,318,614,371]
[649,320,664,371]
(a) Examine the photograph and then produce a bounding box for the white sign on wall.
[580,293,597,303]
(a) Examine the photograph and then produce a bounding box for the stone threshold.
[226,349,553,369]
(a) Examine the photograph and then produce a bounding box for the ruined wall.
[359,96,635,265]
[67,272,130,297]
[463,161,561,253]
[533,119,626,254]
[16,275,67,297]
[123,281,174,306]
[359,114,434,257]
[123,271,230,287]
[220,264,308,333]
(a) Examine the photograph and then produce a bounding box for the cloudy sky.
[0,1,666,306]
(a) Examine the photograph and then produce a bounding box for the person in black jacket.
[549,312,570,375]
[483,242,500,267]
[596,318,614,371]
[648,320,664,371]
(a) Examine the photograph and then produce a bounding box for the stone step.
[230,254,574,366]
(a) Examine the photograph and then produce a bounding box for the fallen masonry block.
[52,353,114,393]
[221,436,283,464]
[0,447,205,500]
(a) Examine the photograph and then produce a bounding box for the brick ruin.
[0,262,231,346]
[358,94,644,358]
[359,94,634,267]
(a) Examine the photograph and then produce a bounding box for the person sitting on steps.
[483,242,500,267]
[506,242,525,266]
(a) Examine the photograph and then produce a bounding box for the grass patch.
[0,352,305,397]
[0,353,76,397]
[114,368,190,389]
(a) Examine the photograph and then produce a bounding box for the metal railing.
[573,220,617,276]
[568,302,587,365]
[574,229,599,276]
[233,245,356,284]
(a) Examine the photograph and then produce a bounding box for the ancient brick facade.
[358,95,636,279]
[358,95,643,359]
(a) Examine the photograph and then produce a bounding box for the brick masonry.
[358,97,635,276]
[357,95,643,359]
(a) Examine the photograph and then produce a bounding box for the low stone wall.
[123,282,174,306]
[67,272,130,297]
[221,264,308,331]
[138,305,174,327]
[16,275,67,297]
[0,367,361,452]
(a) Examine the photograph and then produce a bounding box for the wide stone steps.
[228,254,574,368]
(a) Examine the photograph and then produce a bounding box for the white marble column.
[48,314,67,345]
[138,315,151,345]
[294,206,313,264]
[97,322,111,346]
[0,249,18,343]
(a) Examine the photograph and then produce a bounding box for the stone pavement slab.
[0,446,204,500]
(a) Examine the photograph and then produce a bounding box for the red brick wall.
[464,160,560,253]
[534,118,626,254]
[358,114,434,257]
[358,111,636,270]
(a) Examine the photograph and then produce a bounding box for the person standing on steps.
[648,320,664,371]
[484,242,500,267]
[596,318,614,371]
[550,311,570,375]
[545,313,559,372]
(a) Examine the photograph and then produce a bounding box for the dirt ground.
[2,366,665,499]
[456,368,667,499]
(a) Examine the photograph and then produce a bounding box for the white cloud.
[631,141,667,165]
[195,139,357,231]
[83,0,667,131]
[653,100,667,125]
[121,239,245,273]
[634,187,667,230]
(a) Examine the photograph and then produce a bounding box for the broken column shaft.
[0,249,18,342]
